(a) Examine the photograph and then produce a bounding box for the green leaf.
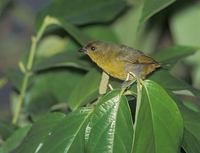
[14,90,134,153]
[0,121,16,140]
[68,69,102,110]
[25,69,84,115]
[58,20,89,46]
[149,69,200,97]
[5,68,24,91]
[33,109,91,153]
[140,0,175,24]
[13,113,66,153]
[1,125,31,153]
[183,128,200,153]
[14,110,92,153]
[112,3,161,53]
[84,25,119,43]
[86,90,134,153]
[36,0,127,28]
[36,35,68,59]
[170,95,200,153]
[180,104,200,153]
[132,80,183,153]
[153,45,198,65]
[113,94,134,153]
[33,52,93,72]
[112,4,143,48]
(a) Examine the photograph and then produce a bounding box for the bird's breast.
[95,58,127,80]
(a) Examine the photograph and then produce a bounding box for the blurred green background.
[0,0,51,119]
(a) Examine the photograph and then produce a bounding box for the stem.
[12,16,58,124]
[131,79,143,152]
[99,72,109,95]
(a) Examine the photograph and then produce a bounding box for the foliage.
[0,0,200,153]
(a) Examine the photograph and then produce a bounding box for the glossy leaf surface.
[132,80,183,153]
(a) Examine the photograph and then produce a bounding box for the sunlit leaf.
[86,90,134,153]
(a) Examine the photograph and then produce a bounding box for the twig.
[12,16,59,124]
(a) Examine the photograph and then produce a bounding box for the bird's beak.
[79,47,87,53]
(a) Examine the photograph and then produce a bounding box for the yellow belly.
[97,60,127,80]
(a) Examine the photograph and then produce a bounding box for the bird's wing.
[118,48,158,65]
[136,54,158,64]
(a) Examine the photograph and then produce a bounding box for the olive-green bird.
[80,40,160,81]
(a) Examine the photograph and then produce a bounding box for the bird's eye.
[91,46,96,51]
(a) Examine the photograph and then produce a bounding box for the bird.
[79,40,160,87]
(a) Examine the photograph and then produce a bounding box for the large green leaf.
[132,80,183,153]
[14,90,133,153]
[68,69,101,110]
[1,125,31,153]
[86,90,134,153]
[36,0,127,28]
[113,94,134,153]
[13,113,66,153]
[14,110,91,153]
[31,109,91,153]
[140,0,175,24]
